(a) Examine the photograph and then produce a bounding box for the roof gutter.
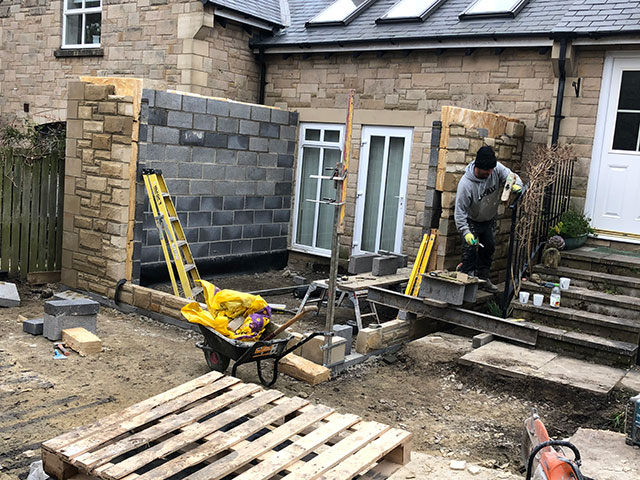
[255,34,554,55]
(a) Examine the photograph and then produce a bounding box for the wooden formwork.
[42,371,411,480]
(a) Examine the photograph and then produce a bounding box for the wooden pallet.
[42,371,412,480]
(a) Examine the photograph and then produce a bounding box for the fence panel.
[0,153,65,279]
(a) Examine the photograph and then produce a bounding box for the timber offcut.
[41,371,411,480]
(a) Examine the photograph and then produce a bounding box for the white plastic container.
[519,291,530,304]
[559,277,570,290]
[533,294,544,306]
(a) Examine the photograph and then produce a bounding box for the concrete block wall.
[134,89,299,280]
[61,81,136,298]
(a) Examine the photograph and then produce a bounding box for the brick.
[372,255,399,276]
[156,91,182,110]
[180,130,205,146]
[23,317,44,335]
[0,282,20,307]
[251,105,271,122]
[44,298,100,316]
[333,324,353,355]
[229,102,251,119]
[260,122,279,138]
[271,109,290,124]
[300,335,346,366]
[183,95,207,113]
[167,111,193,128]
[207,99,229,116]
[473,333,494,348]
[43,313,97,341]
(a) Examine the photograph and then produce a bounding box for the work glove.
[512,184,522,193]
[464,233,477,246]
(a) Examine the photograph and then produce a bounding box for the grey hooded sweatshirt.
[454,161,522,236]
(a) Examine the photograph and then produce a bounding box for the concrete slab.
[387,451,522,479]
[569,428,640,480]
[0,282,20,307]
[620,369,640,394]
[459,341,624,395]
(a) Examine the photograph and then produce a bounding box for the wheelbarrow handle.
[263,305,318,341]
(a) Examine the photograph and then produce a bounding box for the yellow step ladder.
[142,168,203,300]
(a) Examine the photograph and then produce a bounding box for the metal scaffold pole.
[324,89,354,366]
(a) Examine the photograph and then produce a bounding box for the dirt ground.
[0,270,632,479]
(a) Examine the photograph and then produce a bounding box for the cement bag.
[181,279,270,341]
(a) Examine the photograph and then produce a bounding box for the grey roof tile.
[247,0,640,48]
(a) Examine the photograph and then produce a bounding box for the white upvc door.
[586,53,640,238]
[352,126,413,255]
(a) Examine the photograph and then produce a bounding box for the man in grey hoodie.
[454,146,522,293]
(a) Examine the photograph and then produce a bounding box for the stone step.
[533,265,640,297]
[532,321,638,367]
[520,280,640,321]
[512,301,640,343]
[459,340,629,396]
[560,246,640,279]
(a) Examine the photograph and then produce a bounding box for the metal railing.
[501,158,575,316]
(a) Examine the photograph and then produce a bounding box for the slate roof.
[204,0,284,27]
[248,0,640,48]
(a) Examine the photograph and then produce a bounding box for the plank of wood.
[10,157,22,276]
[42,371,224,452]
[54,154,64,269]
[19,160,31,277]
[38,156,51,270]
[280,421,390,480]
[131,397,311,480]
[62,328,103,356]
[184,404,334,480]
[27,270,61,285]
[233,412,360,480]
[321,428,412,480]
[99,388,283,480]
[42,447,79,480]
[28,160,41,274]
[75,377,246,470]
[61,375,240,459]
[0,153,10,272]
[278,354,330,386]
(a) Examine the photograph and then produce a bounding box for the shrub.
[548,210,595,239]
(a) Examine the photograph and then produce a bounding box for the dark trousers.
[460,219,496,279]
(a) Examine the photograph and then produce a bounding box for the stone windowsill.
[54,47,104,58]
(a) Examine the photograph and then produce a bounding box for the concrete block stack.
[43,298,100,341]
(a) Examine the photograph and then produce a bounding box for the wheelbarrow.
[195,306,329,387]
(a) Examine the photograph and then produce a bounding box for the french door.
[352,126,412,255]
[292,123,344,256]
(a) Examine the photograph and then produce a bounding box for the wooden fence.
[0,153,64,279]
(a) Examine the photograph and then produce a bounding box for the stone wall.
[134,90,298,281]
[0,0,261,122]
[435,107,525,279]
[263,46,611,263]
[61,80,137,298]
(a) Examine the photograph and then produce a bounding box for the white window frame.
[306,0,376,27]
[376,0,446,24]
[291,123,345,257]
[62,0,102,48]
[459,0,529,19]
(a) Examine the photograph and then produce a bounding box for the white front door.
[588,54,640,237]
[352,126,412,255]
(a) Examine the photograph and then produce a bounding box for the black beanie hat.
[475,146,497,170]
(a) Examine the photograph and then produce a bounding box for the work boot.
[479,278,499,294]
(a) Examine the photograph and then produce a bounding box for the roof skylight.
[377,0,445,23]
[306,0,375,27]
[460,0,529,19]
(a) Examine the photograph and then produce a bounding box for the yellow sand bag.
[181,279,270,341]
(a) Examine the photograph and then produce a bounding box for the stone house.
[1,0,639,279]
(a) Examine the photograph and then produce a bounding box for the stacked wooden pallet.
[42,371,411,480]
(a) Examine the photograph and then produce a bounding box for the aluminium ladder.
[142,168,203,300]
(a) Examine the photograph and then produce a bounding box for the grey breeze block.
[372,256,399,277]
[348,253,378,275]
[43,313,98,341]
[333,324,353,355]
[23,317,44,335]
[0,282,21,307]
[44,298,100,316]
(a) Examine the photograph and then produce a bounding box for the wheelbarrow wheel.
[204,350,230,373]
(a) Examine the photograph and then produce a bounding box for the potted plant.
[548,210,595,250]
[87,22,101,44]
